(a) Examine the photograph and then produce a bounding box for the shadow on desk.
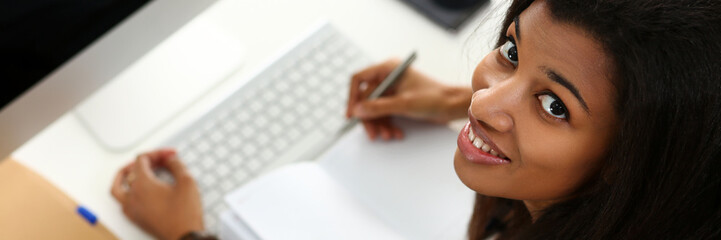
[0,158,117,239]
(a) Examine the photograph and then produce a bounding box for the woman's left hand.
[111,149,204,240]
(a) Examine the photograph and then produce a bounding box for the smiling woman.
[349,0,721,239]
[456,0,721,239]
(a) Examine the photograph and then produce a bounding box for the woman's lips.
[457,122,511,165]
[467,113,509,158]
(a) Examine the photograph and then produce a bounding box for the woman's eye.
[500,37,518,66]
[538,94,568,120]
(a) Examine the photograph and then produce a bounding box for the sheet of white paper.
[317,119,475,240]
[226,162,404,240]
[225,120,475,239]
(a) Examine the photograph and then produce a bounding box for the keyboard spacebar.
[263,130,334,171]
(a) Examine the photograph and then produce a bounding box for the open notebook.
[224,120,475,239]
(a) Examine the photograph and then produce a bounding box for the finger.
[353,95,411,119]
[157,148,177,158]
[347,70,379,117]
[111,163,133,203]
[164,152,192,184]
[134,155,160,184]
[348,75,381,118]
[347,61,398,118]
[379,119,405,140]
[377,118,399,141]
[393,126,405,140]
[379,124,393,141]
[141,150,169,167]
[347,74,363,118]
[145,148,177,168]
[361,120,379,140]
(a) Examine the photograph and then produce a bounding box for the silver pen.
[337,51,417,135]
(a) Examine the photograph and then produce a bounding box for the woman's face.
[454,0,618,211]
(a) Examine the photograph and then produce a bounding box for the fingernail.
[353,105,365,117]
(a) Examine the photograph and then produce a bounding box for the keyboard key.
[292,85,309,98]
[216,163,231,177]
[232,170,249,184]
[220,179,235,193]
[259,149,274,161]
[235,110,250,122]
[256,132,271,145]
[200,174,217,189]
[228,153,243,168]
[300,118,315,130]
[288,72,302,83]
[246,158,262,172]
[295,102,310,114]
[210,131,223,143]
[240,126,255,138]
[249,101,263,112]
[188,166,202,178]
[200,156,216,171]
[274,138,289,151]
[314,51,328,63]
[214,145,229,159]
[275,81,290,92]
[288,128,302,141]
[196,140,211,153]
[222,121,238,133]
[228,135,242,149]
[267,105,282,118]
[203,190,220,207]
[242,144,257,156]
[300,61,315,73]
[253,115,269,128]
[280,95,294,107]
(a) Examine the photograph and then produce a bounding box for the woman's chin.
[453,148,475,190]
[454,147,504,198]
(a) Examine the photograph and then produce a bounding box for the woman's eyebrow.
[541,67,591,115]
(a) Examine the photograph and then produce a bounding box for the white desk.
[12,0,508,239]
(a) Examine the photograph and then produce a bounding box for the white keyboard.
[163,23,371,231]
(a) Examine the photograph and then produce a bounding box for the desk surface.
[12,0,508,239]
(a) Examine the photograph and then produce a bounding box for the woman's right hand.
[111,149,204,240]
[346,59,472,140]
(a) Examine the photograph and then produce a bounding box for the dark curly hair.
[468,0,721,239]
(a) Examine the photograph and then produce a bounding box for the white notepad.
[225,120,475,240]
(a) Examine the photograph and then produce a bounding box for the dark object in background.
[401,0,489,31]
[0,0,150,109]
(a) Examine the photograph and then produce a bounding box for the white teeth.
[481,143,491,152]
[468,128,507,159]
[472,138,483,148]
[490,149,498,157]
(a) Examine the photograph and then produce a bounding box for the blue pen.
[77,205,98,225]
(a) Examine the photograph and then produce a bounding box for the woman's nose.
[469,82,518,133]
